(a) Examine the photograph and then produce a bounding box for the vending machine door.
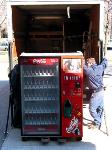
[20,57,60,136]
[61,56,83,138]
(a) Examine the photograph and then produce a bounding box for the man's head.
[86,58,96,67]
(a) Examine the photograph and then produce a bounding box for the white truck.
[6,0,105,138]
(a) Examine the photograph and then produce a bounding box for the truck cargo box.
[7,1,104,66]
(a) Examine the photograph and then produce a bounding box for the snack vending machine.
[20,53,83,141]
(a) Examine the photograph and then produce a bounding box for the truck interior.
[11,4,100,63]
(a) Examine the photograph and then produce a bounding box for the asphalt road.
[0,52,10,149]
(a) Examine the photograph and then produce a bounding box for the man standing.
[83,57,108,129]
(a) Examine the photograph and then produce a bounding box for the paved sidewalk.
[1,103,112,150]
[1,72,112,150]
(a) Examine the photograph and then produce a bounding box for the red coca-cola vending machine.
[19,53,83,141]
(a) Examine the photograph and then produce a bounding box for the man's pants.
[89,90,104,126]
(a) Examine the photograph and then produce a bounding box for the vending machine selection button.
[78,88,81,92]
[75,82,80,88]
[63,90,66,95]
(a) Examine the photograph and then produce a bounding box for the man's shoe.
[88,123,100,130]
[98,123,101,130]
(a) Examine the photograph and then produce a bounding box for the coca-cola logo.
[33,59,46,64]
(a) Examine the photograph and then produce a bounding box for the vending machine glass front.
[20,57,60,136]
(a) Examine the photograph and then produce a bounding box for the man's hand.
[103,54,109,60]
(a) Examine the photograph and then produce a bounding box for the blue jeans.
[89,89,104,126]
